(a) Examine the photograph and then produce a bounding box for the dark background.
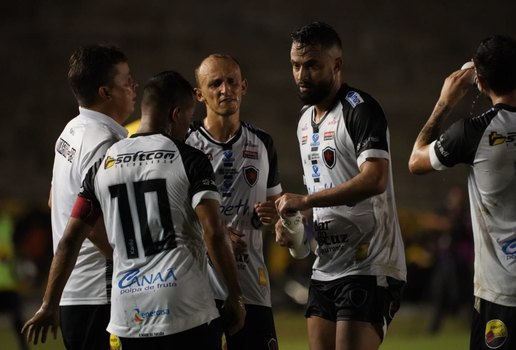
[2,0,515,211]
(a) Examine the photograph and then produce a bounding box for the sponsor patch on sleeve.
[345,91,364,108]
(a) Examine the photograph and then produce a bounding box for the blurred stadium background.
[1,1,515,349]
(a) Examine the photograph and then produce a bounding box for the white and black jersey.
[186,121,282,307]
[429,104,516,307]
[79,133,220,337]
[51,107,127,305]
[297,84,406,283]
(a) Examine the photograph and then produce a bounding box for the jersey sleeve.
[178,143,221,208]
[345,92,390,167]
[78,157,103,208]
[430,118,480,170]
[257,130,283,197]
[79,125,120,181]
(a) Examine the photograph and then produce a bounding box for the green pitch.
[1,308,469,350]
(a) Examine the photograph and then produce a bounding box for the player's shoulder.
[82,120,119,141]
[467,106,499,129]
[337,84,382,110]
[175,139,210,160]
[241,121,274,143]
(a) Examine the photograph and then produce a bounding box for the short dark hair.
[68,44,128,106]
[142,71,194,115]
[474,35,516,95]
[290,21,342,50]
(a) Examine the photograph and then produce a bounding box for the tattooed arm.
[408,68,473,174]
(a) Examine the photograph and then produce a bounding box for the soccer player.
[187,54,282,349]
[45,44,137,349]
[22,71,245,348]
[409,35,516,350]
[274,22,406,350]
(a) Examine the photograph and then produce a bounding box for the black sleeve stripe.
[339,88,389,156]
[79,156,103,207]
[435,107,498,166]
[175,141,218,198]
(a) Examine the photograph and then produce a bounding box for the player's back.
[467,106,516,306]
[88,132,219,337]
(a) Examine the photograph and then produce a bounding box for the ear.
[334,57,343,74]
[476,75,485,92]
[169,106,181,124]
[194,88,204,102]
[98,86,111,100]
[241,78,248,96]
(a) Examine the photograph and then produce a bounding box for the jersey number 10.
[109,179,177,259]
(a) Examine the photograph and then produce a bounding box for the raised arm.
[409,67,475,174]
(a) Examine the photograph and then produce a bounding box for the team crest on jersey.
[345,91,364,108]
[243,166,259,187]
[485,319,508,349]
[322,147,336,168]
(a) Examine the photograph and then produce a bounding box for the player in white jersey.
[33,44,137,349]
[409,35,516,350]
[188,54,282,350]
[275,22,406,350]
[22,71,245,349]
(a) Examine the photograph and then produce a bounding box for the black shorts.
[305,275,404,338]
[115,323,212,349]
[59,304,110,350]
[209,300,278,350]
[470,297,516,350]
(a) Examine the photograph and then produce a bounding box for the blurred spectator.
[13,207,53,291]
[420,186,474,333]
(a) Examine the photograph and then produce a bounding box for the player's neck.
[203,114,241,142]
[491,90,516,108]
[313,82,341,123]
[83,103,126,125]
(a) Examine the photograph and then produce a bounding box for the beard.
[296,78,334,105]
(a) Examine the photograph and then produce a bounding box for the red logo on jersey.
[322,147,336,168]
[243,166,259,187]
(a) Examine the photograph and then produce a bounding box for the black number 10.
[109,179,177,259]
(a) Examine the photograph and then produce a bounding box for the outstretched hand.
[21,304,59,345]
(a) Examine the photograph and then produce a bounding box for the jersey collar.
[78,107,128,138]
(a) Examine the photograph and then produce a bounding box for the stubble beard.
[297,78,334,105]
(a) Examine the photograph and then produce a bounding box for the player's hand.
[274,219,294,248]
[21,304,59,345]
[438,68,474,108]
[223,295,246,336]
[254,201,279,228]
[275,193,308,218]
[227,226,247,255]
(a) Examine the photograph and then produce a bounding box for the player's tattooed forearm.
[419,101,451,144]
